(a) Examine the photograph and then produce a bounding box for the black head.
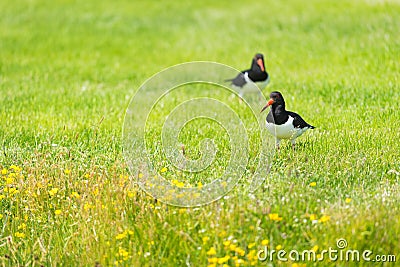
[251,53,265,72]
[261,91,285,112]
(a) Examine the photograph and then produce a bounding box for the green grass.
[1,0,399,266]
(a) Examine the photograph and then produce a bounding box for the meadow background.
[1,0,399,266]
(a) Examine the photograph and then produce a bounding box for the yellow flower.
[202,236,210,244]
[268,213,282,221]
[49,188,59,196]
[116,232,127,240]
[276,245,282,250]
[138,173,144,178]
[223,240,231,247]
[0,194,5,201]
[64,169,71,175]
[197,182,203,188]
[160,167,168,173]
[319,215,330,223]
[312,245,319,252]
[10,165,21,172]
[1,168,7,175]
[235,247,245,256]
[208,257,218,263]
[345,198,352,203]
[15,232,25,238]
[55,210,62,215]
[70,192,80,199]
[246,250,257,261]
[117,247,129,260]
[18,223,26,230]
[261,239,269,246]
[9,187,18,195]
[84,203,93,210]
[218,230,226,237]
[217,255,230,264]
[0,214,3,219]
[5,177,13,185]
[309,214,317,221]
[229,243,237,251]
[206,247,216,256]
[248,242,256,249]
[178,208,186,214]
[310,182,317,187]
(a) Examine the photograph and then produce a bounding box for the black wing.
[225,71,248,88]
[288,111,315,129]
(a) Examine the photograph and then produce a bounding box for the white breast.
[266,116,308,140]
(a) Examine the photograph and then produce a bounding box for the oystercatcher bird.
[261,91,315,149]
[226,53,269,97]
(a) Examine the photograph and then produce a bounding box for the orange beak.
[261,99,274,113]
[257,58,265,72]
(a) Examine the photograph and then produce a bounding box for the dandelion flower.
[160,167,168,173]
[223,240,231,247]
[49,188,59,196]
[235,247,245,256]
[116,233,127,240]
[268,213,282,221]
[70,192,80,199]
[310,182,316,187]
[55,210,62,215]
[319,215,330,223]
[261,239,269,246]
[345,198,352,203]
[18,223,26,230]
[176,181,185,188]
[206,247,216,256]
[309,214,317,221]
[64,169,71,175]
[208,257,218,263]
[217,255,230,264]
[248,242,256,249]
[15,232,25,238]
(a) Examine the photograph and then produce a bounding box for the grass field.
[1,0,399,266]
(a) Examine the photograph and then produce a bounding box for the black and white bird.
[261,91,315,149]
[226,53,270,97]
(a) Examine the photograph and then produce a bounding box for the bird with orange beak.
[226,53,270,97]
[261,91,315,149]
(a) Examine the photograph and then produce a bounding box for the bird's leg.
[291,139,296,150]
[276,139,281,150]
[238,91,244,104]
